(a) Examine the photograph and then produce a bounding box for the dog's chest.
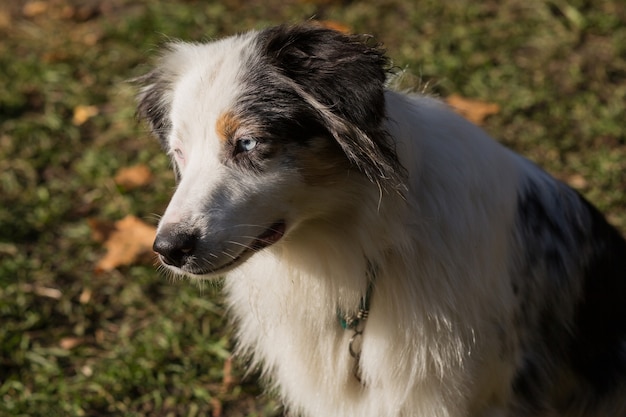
[223,256,472,417]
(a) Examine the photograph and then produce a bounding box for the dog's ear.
[259,24,405,191]
[260,24,388,130]
[132,58,172,150]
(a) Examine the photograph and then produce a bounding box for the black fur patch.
[511,175,626,413]
[252,24,406,191]
[569,196,626,392]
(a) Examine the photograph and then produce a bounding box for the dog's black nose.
[153,225,197,268]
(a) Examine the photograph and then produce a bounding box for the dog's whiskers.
[227,240,255,251]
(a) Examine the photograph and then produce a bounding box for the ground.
[0,0,625,416]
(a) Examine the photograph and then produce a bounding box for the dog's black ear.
[134,65,173,150]
[258,24,405,191]
[260,24,388,130]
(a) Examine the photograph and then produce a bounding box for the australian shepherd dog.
[136,24,626,417]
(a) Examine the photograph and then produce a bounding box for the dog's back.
[138,24,626,417]
[391,93,626,416]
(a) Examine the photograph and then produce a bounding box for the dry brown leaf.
[317,20,351,34]
[83,31,102,46]
[445,94,500,125]
[81,365,93,377]
[565,173,588,189]
[114,164,153,190]
[72,105,99,126]
[43,51,71,63]
[221,356,235,393]
[0,9,11,29]
[60,2,100,22]
[79,288,92,304]
[211,398,223,417]
[60,337,83,350]
[95,329,105,344]
[23,1,48,17]
[95,215,157,272]
[20,284,62,299]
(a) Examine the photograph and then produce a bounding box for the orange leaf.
[23,1,48,17]
[72,104,99,126]
[79,288,92,304]
[565,173,588,189]
[95,215,157,272]
[316,20,351,34]
[114,164,153,190]
[211,398,223,417]
[60,337,83,350]
[445,94,500,125]
[0,9,11,30]
[221,356,235,393]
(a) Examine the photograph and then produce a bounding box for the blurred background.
[0,0,624,415]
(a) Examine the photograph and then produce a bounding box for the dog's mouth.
[200,220,286,275]
[250,220,286,251]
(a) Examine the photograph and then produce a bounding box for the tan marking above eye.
[215,111,241,143]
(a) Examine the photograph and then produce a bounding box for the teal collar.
[338,281,373,330]
[337,260,377,329]
[337,261,377,383]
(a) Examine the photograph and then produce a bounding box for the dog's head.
[136,24,403,278]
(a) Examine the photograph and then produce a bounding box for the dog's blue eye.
[236,137,258,153]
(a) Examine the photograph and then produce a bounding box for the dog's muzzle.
[153,221,286,275]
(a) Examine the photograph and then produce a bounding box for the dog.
[136,24,626,417]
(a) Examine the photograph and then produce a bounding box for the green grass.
[1,0,625,415]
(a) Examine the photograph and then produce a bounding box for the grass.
[0,0,625,415]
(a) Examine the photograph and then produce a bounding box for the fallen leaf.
[211,398,223,417]
[81,365,93,377]
[83,31,102,46]
[445,94,500,125]
[61,2,100,22]
[0,9,11,29]
[95,215,157,272]
[221,356,234,393]
[95,329,105,344]
[20,284,62,299]
[23,1,48,17]
[317,20,351,34]
[72,105,99,126]
[114,164,153,190]
[79,288,92,304]
[43,51,71,63]
[565,173,588,189]
[60,337,83,350]
[60,4,77,20]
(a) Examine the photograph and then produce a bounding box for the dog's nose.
[153,225,197,268]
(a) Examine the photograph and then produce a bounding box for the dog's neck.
[337,280,373,330]
[337,260,377,383]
